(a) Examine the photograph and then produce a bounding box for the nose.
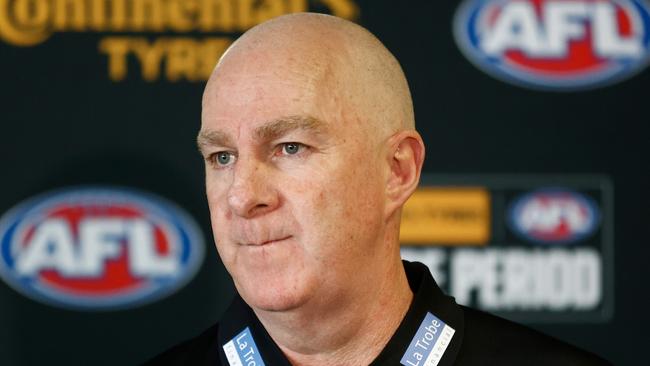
[227,157,279,218]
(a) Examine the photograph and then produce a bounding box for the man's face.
[200,52,389,311]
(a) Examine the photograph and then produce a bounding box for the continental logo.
[400,187,490,245]
[0,0,358,81]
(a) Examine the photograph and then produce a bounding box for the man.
[146,13,611,366]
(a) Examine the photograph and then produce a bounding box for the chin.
[234,270,314,312]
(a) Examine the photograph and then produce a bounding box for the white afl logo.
[0,187,205,310]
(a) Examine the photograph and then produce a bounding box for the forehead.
[201,47,345,133]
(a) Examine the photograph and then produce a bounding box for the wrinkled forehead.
[201,46,348,135]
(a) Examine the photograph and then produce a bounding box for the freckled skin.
[203,57,386,311]
[200,13,424,366]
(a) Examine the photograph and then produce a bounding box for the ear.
[385,130,425,217]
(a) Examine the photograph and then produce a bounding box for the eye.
[210,151,236,167]
[281,142,303,155]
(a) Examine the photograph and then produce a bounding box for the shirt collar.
[217,260,464,366]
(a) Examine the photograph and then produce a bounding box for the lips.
[241,236,292,247]
[230,221,294,247]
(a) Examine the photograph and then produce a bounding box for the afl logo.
[0,187,204,310]
[453,0,650,90]
[508,189,600,244]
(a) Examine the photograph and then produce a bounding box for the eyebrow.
[196,129,233,152]
[197,115,327,153]
[254,115,326,141]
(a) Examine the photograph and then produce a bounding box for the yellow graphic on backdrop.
[0,0,358,81]
[400,187,491,245]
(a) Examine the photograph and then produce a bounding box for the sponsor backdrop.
[1,0,647,364]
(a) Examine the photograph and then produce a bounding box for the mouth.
[243,236,292,247]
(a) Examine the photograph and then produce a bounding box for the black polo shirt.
[144,261,611,365]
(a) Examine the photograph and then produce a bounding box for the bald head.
[203,13,415,139]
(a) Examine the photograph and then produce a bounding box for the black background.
[1,1,648,364]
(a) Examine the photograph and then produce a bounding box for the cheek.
[206,180,223,223]
[205,176,233,255]
[296,153,385,259]
[332,144,385,213]
[205,169,232,216]
[337,170,384,241]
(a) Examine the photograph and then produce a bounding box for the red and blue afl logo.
[508,189,600,244]
[453,0,650,90]
[0,187,204,310]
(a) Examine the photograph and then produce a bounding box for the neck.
[253,251,413,366]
